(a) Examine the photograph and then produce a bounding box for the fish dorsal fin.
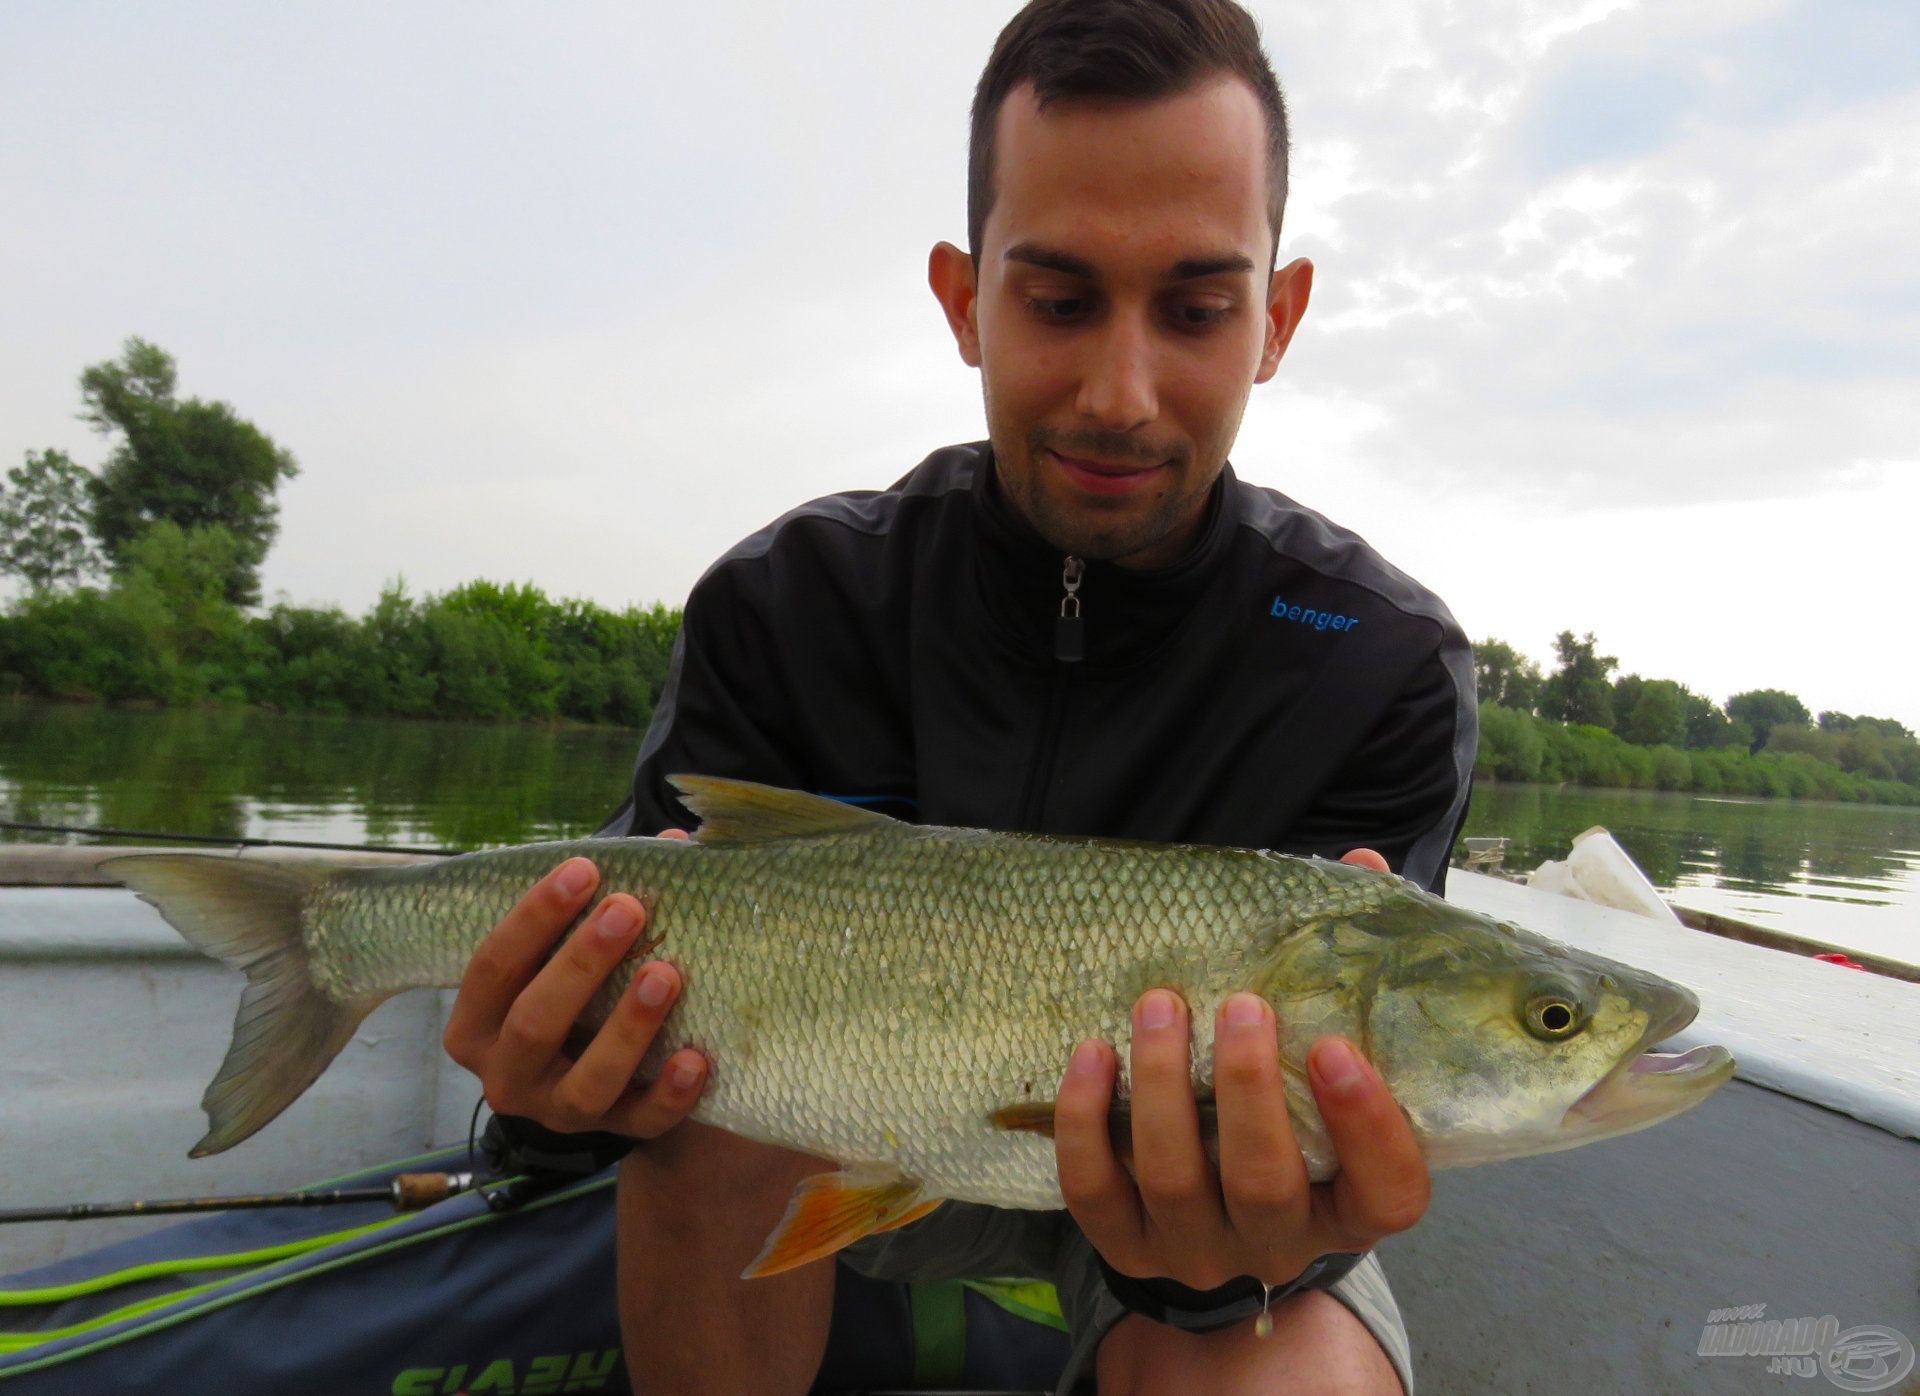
[668,775,894,844]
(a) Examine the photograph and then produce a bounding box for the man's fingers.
[1123,990,1227,1278]
[603,1048,710,1140]
[554,960,688,1122]
[1340,847,1390,873]
[1212,993,1311,1266]
[485,893,647,1107]
[1305,1036,1431,1250]
[444,858,599,1059]
[1125,992,1208,1194]
[1053,1039,1143,1257]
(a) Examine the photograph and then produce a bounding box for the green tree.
[1473,638,1542,712]
[1539,631,1617,728]
[1820,711,1914,740]
[1622,678,1688,747]
[1727,688,1810,755]
[1681,689,1743,749]
[80,337,298,606]
[0,449,102,592]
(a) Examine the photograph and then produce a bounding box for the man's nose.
[1074,311,1158,431]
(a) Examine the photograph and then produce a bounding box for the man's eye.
[1174,303,1231,328]
[1026,297,1088,323]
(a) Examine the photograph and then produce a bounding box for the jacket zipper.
[1018,555,1083,826]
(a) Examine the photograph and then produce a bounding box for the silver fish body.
[109,777,1734,1261]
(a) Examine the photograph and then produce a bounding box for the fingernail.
[1314,1038,1365,1092]
[1225,992,1266,1028]
[671,1058,704,1089]
[1069,1041,1105,1076]
[635,967,671,1007]
[1138,991,1177,1030]
[556,859,594,898]
[597,900,637,940]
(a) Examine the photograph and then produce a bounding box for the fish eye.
[1524,991,1585,1041]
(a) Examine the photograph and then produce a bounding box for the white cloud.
[1,0,1914,727]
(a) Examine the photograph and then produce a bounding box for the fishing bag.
[0,1146,1071,1395]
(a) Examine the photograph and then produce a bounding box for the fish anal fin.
[873,1198,944,1233]
[667,776,894,844]
[743,1165,930,1279]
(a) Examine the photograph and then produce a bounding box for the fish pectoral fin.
[743,1165,933,1279]
[989,1101,1058,1138]
[992,1097,1220,1169]
[667,776,894,844]
[993,1098,1132,1160]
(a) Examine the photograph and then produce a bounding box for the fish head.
[1263,873,1734,1169]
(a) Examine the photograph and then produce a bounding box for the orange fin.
[742,1165,932,1278]
[991,1098,1219,1167]
[873,1197,944,1233]
[989,1101,1059,1137]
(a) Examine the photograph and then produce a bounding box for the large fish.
[107,776,1733,1277]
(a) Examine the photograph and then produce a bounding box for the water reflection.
[1465,782,1920,962]
[2,704,1913,964]
[0,702,639,851]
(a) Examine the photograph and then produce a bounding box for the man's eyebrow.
[1005,242,1097,279]
[1003,242,1256,283]
[1168,253,1256,280]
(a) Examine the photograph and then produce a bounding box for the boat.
[0,842,1913,1394]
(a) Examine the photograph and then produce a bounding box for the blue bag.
[0,1147,1069,1394]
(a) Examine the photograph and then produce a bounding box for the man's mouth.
[1048,448,1165,497]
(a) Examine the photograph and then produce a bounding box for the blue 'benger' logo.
[1270,597,1358,632]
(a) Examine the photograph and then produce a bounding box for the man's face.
[932,76,1311,569]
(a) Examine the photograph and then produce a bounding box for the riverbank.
[1474,702,1920,806]
[0,579,681,729]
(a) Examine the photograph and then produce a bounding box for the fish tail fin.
[103,854,376,1157]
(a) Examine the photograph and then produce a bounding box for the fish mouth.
[1565,994,1735,1133]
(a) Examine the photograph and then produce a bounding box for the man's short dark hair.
[968,0,1291,264]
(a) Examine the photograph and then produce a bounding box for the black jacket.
[605,442,1475,887]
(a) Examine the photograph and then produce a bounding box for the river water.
[3,703,1914,967]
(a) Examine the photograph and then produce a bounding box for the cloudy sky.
[4,0,1916,727]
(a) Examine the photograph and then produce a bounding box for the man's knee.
[618,1123,824,1250]
[1095,1290,1405,1395]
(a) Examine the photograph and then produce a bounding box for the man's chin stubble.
[1020,493,1188,565]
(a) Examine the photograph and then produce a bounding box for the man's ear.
[928,241,982,367]
[1256,256,1313,384]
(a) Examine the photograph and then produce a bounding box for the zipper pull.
[1055,555,1085,662]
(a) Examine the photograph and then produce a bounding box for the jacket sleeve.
[597,558,808,838]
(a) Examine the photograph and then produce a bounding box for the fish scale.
[309,823,1331,1208]
[106,775,1733,1274]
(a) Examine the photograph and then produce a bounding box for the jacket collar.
[966,442,1237,667]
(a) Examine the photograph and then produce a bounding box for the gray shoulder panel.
[696,443,981,580]
[1231,479,1457,631]
[600,446,984,838]
[1234,479,1479,891]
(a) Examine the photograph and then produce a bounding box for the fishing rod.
[0,820,461,857]
[0,1172,483,1225]
[0,1109,606,1227]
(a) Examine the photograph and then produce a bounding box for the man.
[443,2,1475,1392]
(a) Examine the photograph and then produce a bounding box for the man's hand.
[1053,847,1430,1292]
[442,838,710,1138]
